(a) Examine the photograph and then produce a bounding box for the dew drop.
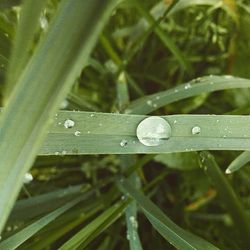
[191,126,201,135]
[120,139,128,147]
[184,83,191,89]
[90,114,95,117]
[23,173,33,184]
[129,216,138,229]
[64,119,75,129]
[146,100,152,106]
[136,117,171,146]
[74,131,81,136]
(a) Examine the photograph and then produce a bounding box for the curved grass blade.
[0,0,117,233]
[0,195,87,250]
[199,152,250,249]
[225,151,250,174]
[126,75,250,114]
[118,178,219,250]
[37,111,250,155]
[4,0,46,103]
[59,201,128,250]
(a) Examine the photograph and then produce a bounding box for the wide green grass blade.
[118,178,219,250]
[0,0,117,232]
[4,0,46,102]
[225,151,250,174]
[199,152,250,249]
[0,195,87,250]
[36,111,250,155]
[126,75,250,114]
[59,201,127,250]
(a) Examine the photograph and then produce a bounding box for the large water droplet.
[136,117,171,146]
[191,126,201,135]
[64,119,75,129]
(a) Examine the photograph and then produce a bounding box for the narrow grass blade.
[9,184,90,221]
[131,0,191,73]
[4,0,46,102]
[225,151,250,174]
[59,201,127,250]
[199,151,250,249]
[126,75,250,114]
[0,195,87,250]
[125,200,142,250]
[0,0,117,232]
[118,178,219,250]
[36,111,250,155]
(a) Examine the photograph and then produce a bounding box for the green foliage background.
[0,0,249,249]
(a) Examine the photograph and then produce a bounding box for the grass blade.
[0,195,87,250]
[35,111,250,155]
[0,0,117,232]
[4,0,46,102]
[59,201,127,250]
[199,151,250,249]
[126,75,250,114]
[118,178,219,250]
[131,0,191,73]
[225,151,250,174]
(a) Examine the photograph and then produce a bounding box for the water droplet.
[156,96,160,100]
[136,117,171,146]
[224,75,233,79]
[90,114,95,117]
[146,100,152,106]
[129,216,138,229]
[173,120,177,124]
[184,83,191,89]
[74,131,81,136]
[55,151,59,155]
[174,89,179,93]
[87,131,90,134]
[60,99,69,109]
[64,119,75,129]
[61,150,67,155]
[191,126,201,135]
[153,103,157,108]
[23,173,33,184]
[120,139,128,147]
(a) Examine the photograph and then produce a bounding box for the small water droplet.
[23,173,33,184]
[99,123,102,127]
[120,139,128,147]
[55,151,59,155]
[146,100,152,106]
[129,216,138,229]
[224,75,233,79]
[156,96,160,100]
[90,114,95,117]
[64,119,75,129]
[136,117,171,146]
[74,131,81,136]
[153,103,157,108]
[60,99,69,109]
[173,120,177,124]
[184,83,191,89]
[191,126,201,135]
[174,89,179,93]
[61,150,67,155]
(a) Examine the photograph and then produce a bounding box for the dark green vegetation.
[0,0,249,249]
